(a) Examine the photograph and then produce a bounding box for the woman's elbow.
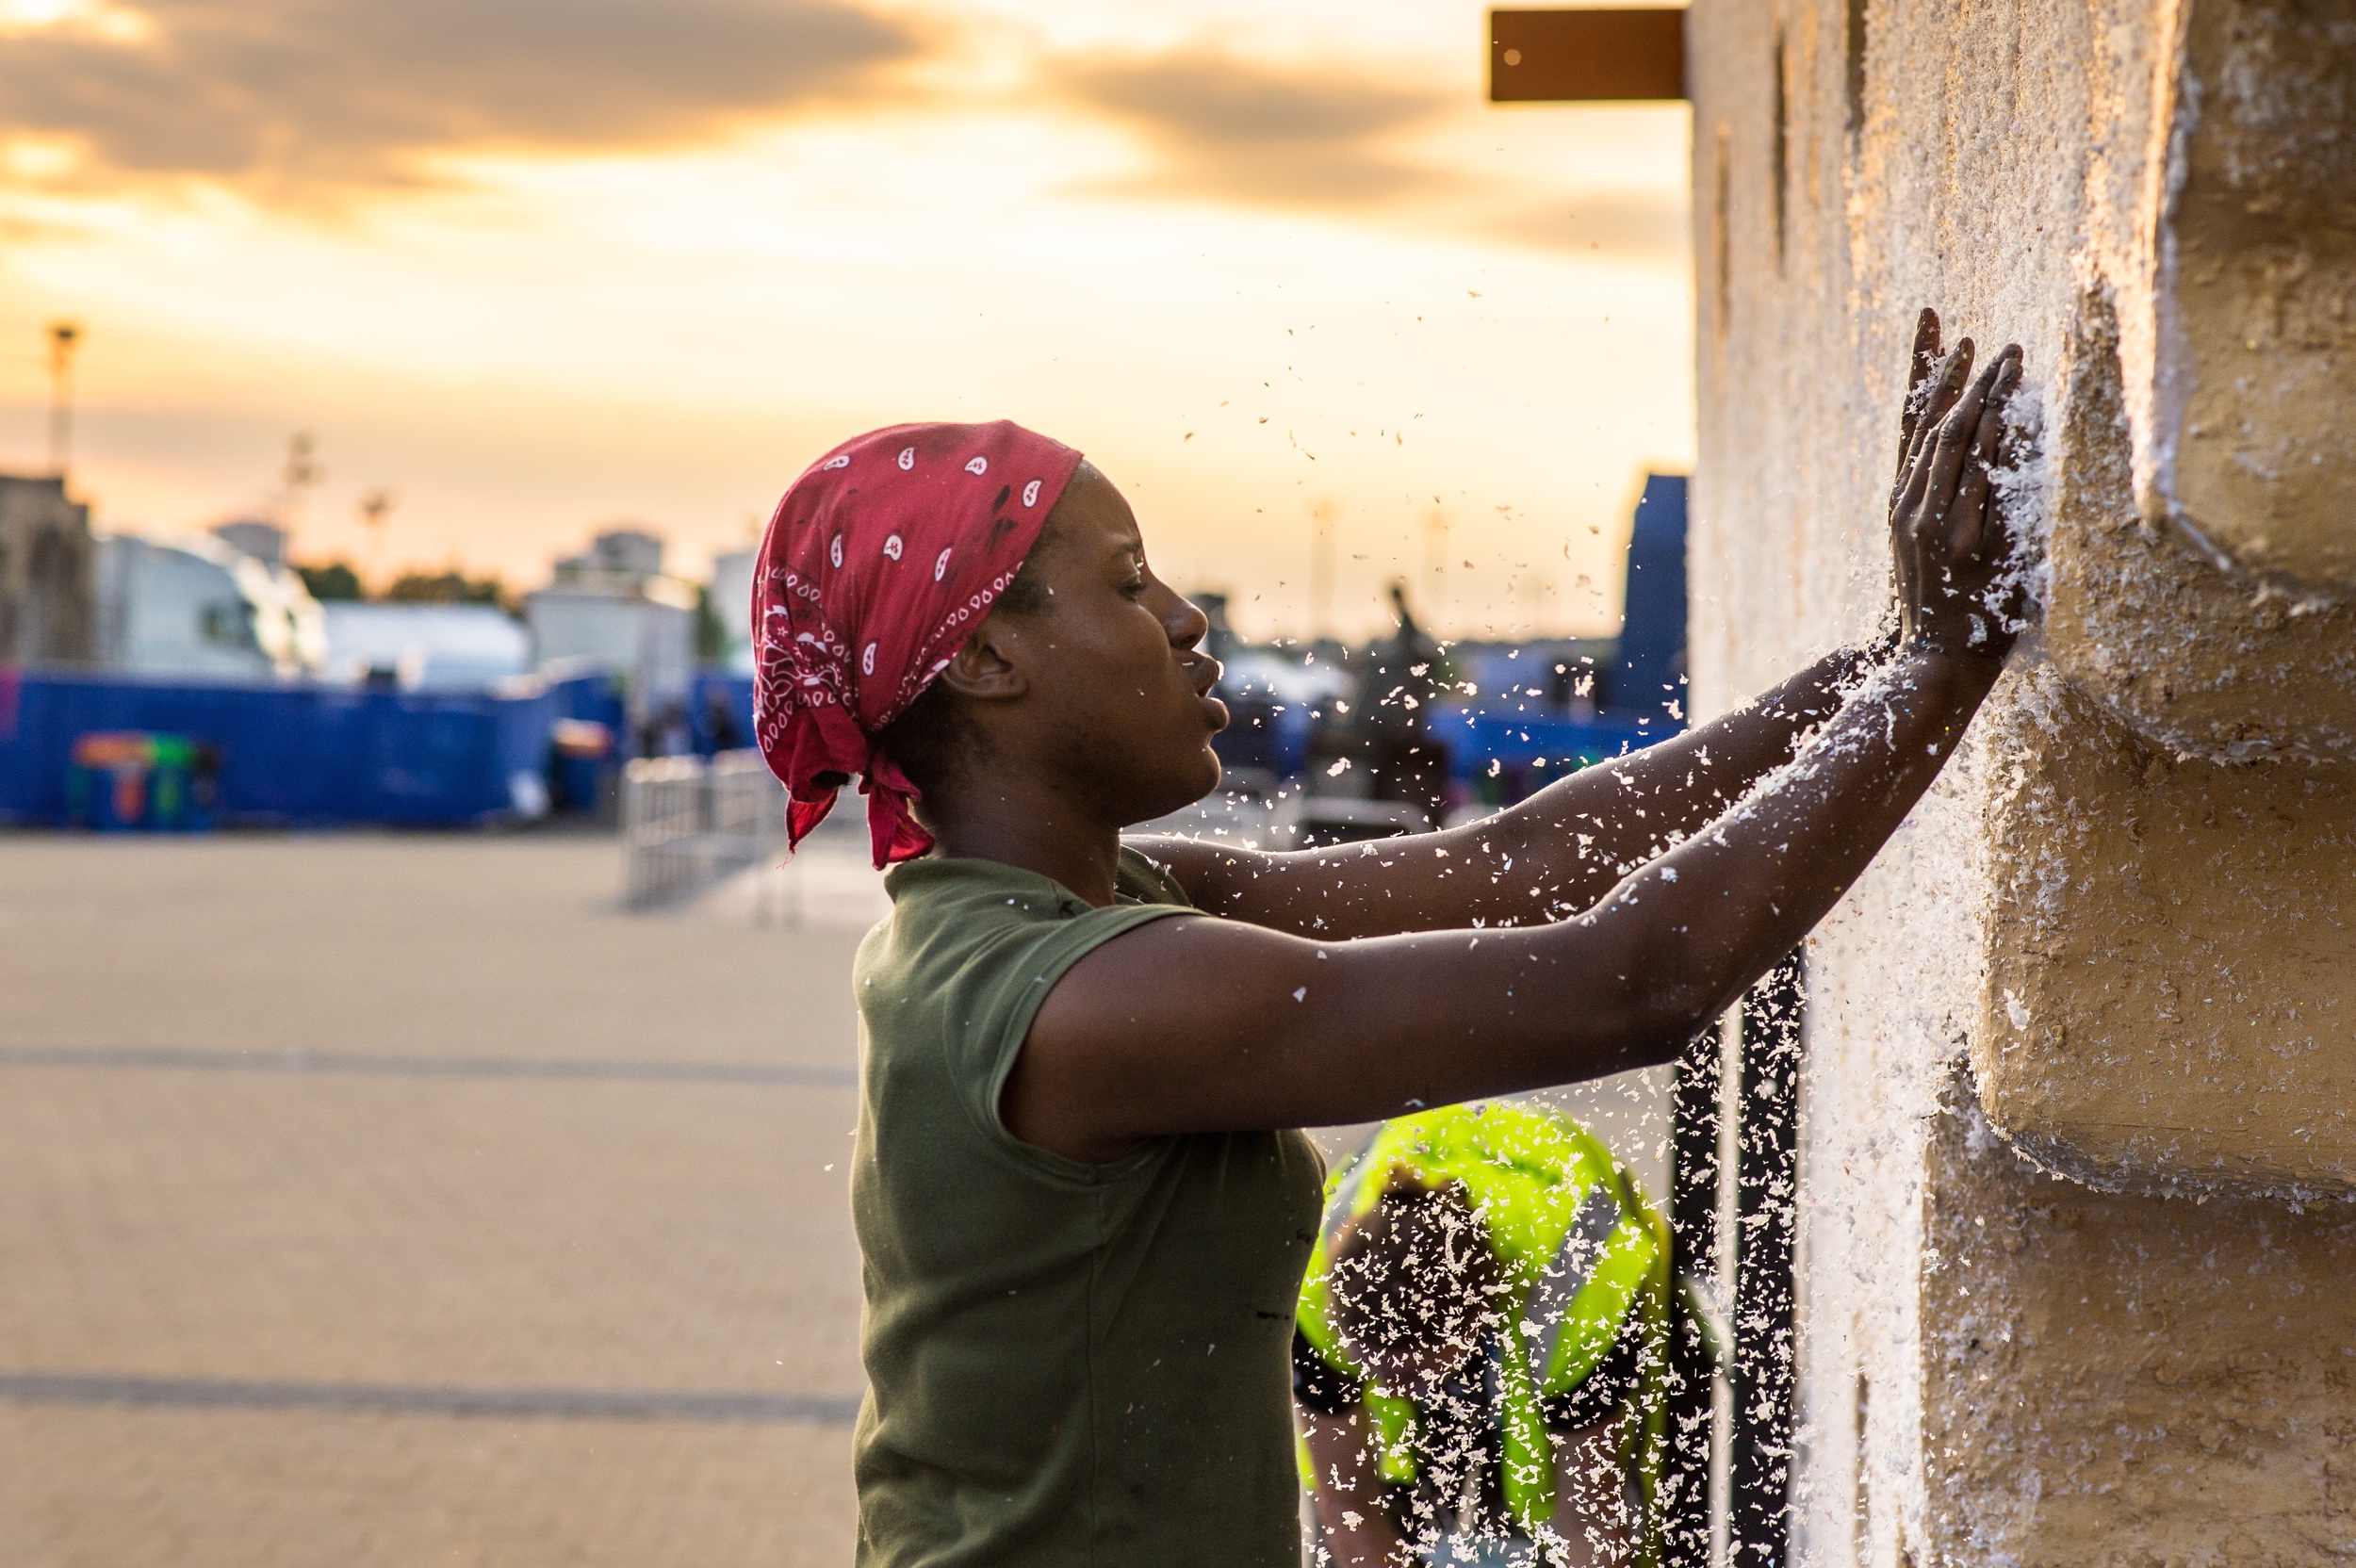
[1592,926,1737,1064]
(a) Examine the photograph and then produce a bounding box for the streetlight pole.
[1423,506,1449,623]
[278,431,324,553]
[46,320,81,480]
[1308,498,1336,642]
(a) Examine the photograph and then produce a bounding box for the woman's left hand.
[1887,312,2024,662]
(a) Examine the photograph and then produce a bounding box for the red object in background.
[71,732,160,831]
[111,769,146,825]
[70,731,155,769]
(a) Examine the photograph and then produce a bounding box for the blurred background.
[0,1,1692,1562]
[0,0,1691,643]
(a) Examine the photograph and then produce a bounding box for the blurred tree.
[386,569,516,615]
[297,561,366,600]
[695,584,725,662]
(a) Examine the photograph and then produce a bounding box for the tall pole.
[1520,570,1550,637]
[46,320,81,480]
[1308,499,1336,642]
[278,431,324,554]
[1423,507,1449,624]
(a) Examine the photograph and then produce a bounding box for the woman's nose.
[1162,589,1210,650]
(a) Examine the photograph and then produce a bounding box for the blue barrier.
[1437,704,1664,773]
[1432,703,1669,805]
[549,671,627,735]
[688,669,755,758]
[543,671,627,812]
[0,669,589,828]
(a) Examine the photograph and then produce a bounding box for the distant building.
[0,473,95,665]
[95,531,327,679]
[211,519,287,566]
[554,528,665,583]
[708,547,758,677]
[319,601,532,691]
[527,528,697,744]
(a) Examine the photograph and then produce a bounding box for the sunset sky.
[0,0,1692,641]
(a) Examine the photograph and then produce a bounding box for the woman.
[751,310,2021,1567]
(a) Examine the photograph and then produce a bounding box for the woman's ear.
[934,621,1028,704]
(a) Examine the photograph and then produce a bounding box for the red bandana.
[750,420,1085,868]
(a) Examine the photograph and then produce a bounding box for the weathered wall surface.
[2156,0,2356,596]
[1685,0,2352,1561]
[1919,1086,2356,1565]
[1977,665,2356,1197]
[2042,286,2356,775]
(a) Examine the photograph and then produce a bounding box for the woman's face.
[990,464,1228,825]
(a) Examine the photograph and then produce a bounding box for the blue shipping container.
[0,669,571,828]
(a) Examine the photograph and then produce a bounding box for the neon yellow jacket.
[1296,1102,1669,1552]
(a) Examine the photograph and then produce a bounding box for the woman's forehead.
[1053,469,1145,555]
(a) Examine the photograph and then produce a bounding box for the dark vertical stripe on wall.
[1712,121,1733,345]
[1661,1017,1726,1565]
[1770,30,1790,266]
[1729,952,1806,1566]
[1843,0,1870,140]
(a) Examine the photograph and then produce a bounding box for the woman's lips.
[1199,693,1231,733]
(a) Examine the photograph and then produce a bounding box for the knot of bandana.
[750,420,1084,868]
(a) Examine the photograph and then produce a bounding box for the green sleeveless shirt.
[849,847,1325,1567]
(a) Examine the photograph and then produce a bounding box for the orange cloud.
[1058,47,1449,207]
[1052,45,1685,260]
[0,0,917,192]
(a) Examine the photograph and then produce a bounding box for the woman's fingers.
[1897,308,1941,480]
[1950,460,1992,560]
[1897,338,1973,517]
[1921,347,2006,529]
[1908,337,1974,474]
[1922,335,1973,443]
[1951,352,2021,561]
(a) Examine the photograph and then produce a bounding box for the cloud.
[1056,49,1687,257]
[0,0,917,190]
[1058,48,1450,207]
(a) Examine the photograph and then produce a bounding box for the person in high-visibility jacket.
[1295,1102,1668,1568]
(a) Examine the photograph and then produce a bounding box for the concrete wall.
[1684,2,2352,1561]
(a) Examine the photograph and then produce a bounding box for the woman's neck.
[919,778,1126,907]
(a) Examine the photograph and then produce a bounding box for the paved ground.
[0,830,1672,1567]
[0,833,871,1567]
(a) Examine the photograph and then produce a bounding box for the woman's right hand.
[1887,308,2024,662]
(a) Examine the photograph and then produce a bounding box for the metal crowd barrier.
[620,750,790,909]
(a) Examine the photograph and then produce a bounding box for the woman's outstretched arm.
[1009,331,2023,1163]
[1138,310,1953,939]
[1136,640,1886,939]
